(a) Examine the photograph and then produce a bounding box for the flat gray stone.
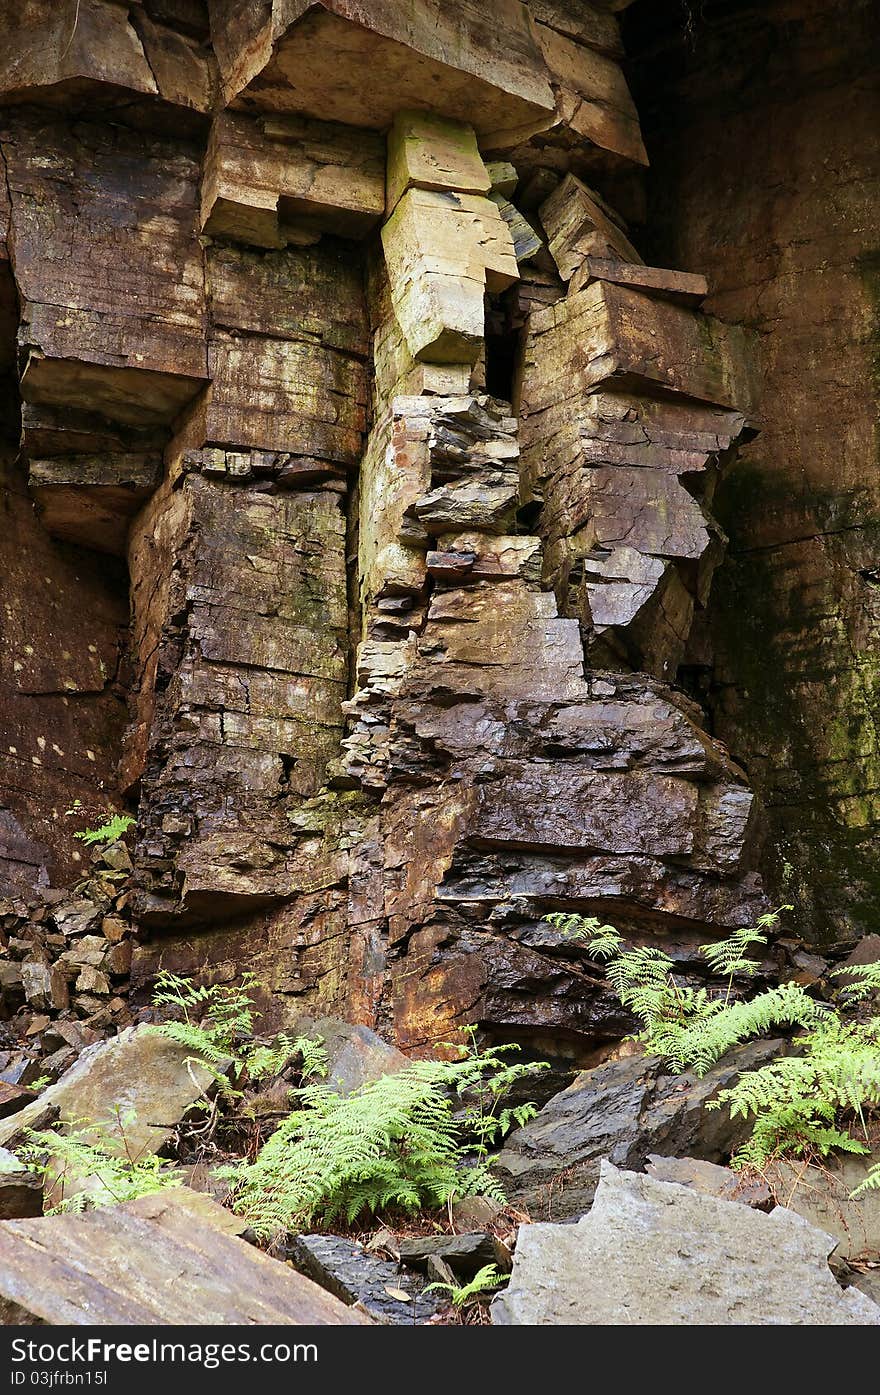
[287,1233,441,1324]
[0,1192,372,1325]
[492,1162,880,1325]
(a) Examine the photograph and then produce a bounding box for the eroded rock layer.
[3,0,863,1063]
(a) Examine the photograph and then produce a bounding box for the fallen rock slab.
[290,1015,409,1094]
[0,1024,216,1156]
[0,1191,372,1325]
[492,1161,880,1326]
[493,1039,785,1219]
[398,1231,512,1275]
[645,1154,772,1210]
[287,1233,442,1324]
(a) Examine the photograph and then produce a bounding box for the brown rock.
[0,1191,372,1324]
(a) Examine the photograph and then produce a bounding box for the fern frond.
[223,1035,546,1237]
[832,960,880,1004]
[424,1263,505,1308]
[544,912,623,960]
[19,1114,182,1212]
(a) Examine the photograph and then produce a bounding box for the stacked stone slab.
[0,0,773,1064]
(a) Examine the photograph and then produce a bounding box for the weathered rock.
[569,256,708,305]
[202,111,385,247]
[492,1161,880,1325]
[287,1233,442,1324]
[0,1082,34,1118]
[0,1148,43,1219]
[290,1015,409,1094]
[539,173,643,278]
[645,1154,772,1210]
[0,1024,216,1155]
[493,1040,786,1219]
[210,0,556,143]
[763,1158,880,1262]
[382,185,518,364]
[0,1192,372,1325]
[398,1232,512,1275]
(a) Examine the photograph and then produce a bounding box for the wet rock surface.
[287,1234,442,1324]
[493,1039,786,1219]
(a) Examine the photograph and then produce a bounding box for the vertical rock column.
[126,242,369,927]
[338,115,768,1056]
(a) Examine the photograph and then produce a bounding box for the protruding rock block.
[386,110,491,214]
[533,21,647,167]
[521,280,754,415]
[0,1,214,114]
[3,113,207,445]
[539,173,642,278]
[210,0,556,146]
[570,256,708,305]
[382,188,518,363]
[201,111,385,248]
[28,455,162,557]
[527,0,623,57]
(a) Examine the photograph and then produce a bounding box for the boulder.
[645,1154,772,1210]
[290,1015,410,1095]
[492,1162,880,1325]
[493,1039,786,1219]
[0,1024,217,1155]
[0,1148,43,1219]
[0,1192,372,1325]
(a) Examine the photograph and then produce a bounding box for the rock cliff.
[0,0,873,1065]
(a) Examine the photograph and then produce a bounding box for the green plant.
[70,812,135,846]
[545,908,826,1075]
[545,909,880,1177]
[144,970,327,1098]
[220,1032,548,1237]
[709,1014,880,1168]
[18,1107,182,1212]
[424,1263,506,1309]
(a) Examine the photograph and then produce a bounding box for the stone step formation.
[0,0,768,1065]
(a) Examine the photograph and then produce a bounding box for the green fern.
[424,1263,506,1308]
[144,971,325,1099]
[18,1108,182,1212]
[73,813,135,846]
[547,909,825,1076]
[243,1033,328,1083]
[709,1015,880,1167]
[850,1160,880,1198]
[544,913,623,960]
[832,960,880,1004]
[220,1034,548,1238]
[543,908,880,1177]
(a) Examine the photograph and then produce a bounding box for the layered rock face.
[624,0,880,948]
[0,0,798,1060]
